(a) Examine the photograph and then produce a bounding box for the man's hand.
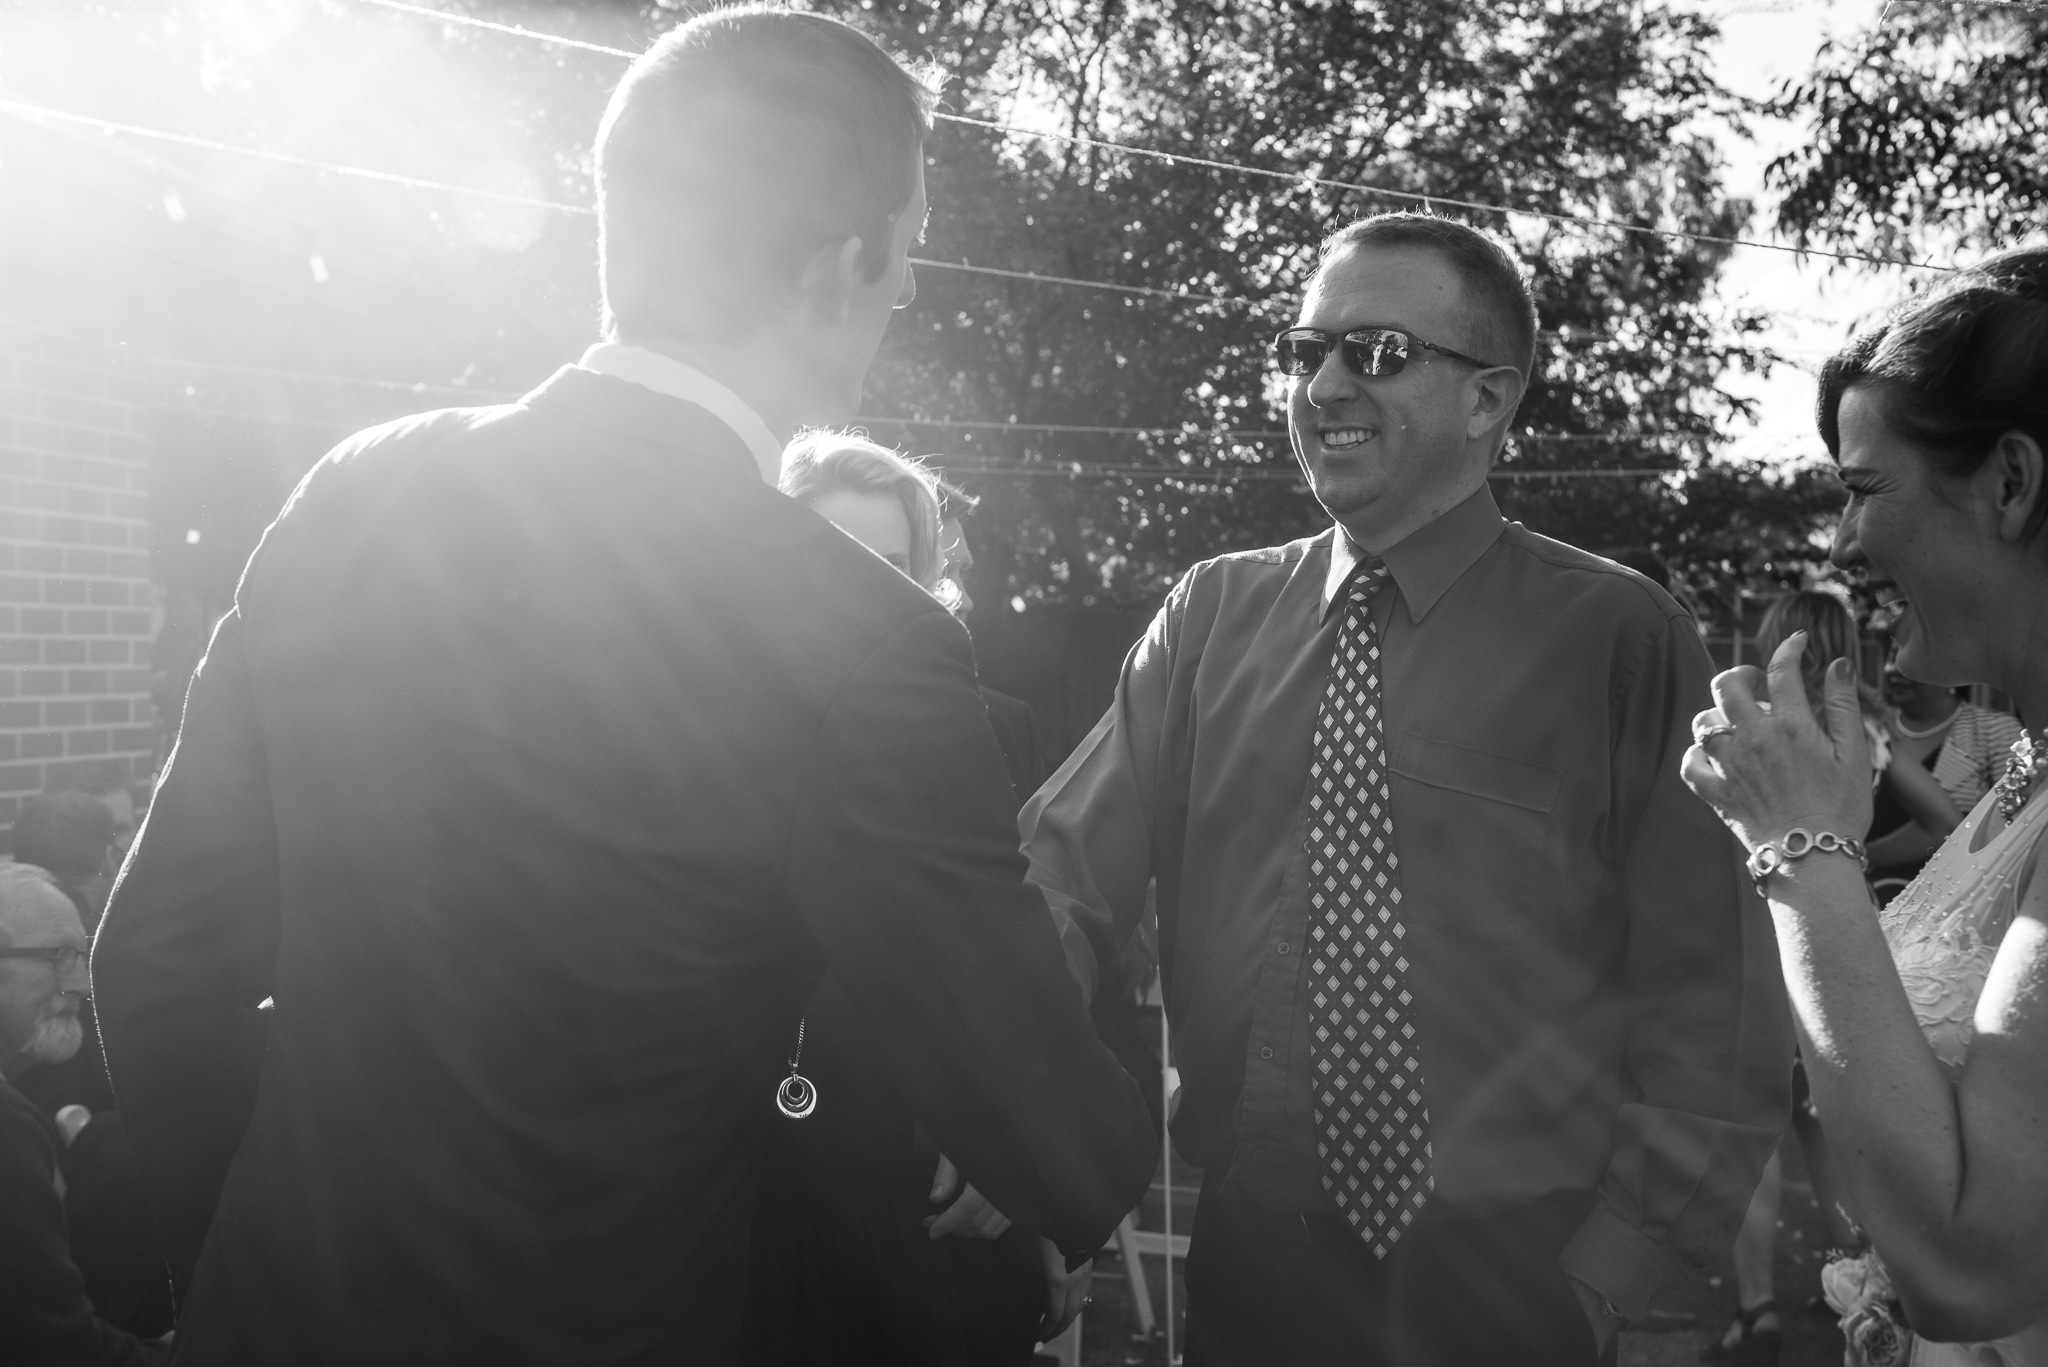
[1569,1276,1624,1360]
[1036,1237,1091,1341]
[924,1153,1013,1240]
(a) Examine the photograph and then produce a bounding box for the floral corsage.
[1820,1249,1914,1367]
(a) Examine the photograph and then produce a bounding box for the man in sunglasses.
[1023,212,1789,1366]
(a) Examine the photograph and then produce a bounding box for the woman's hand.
[1036,1237,1091,1341]
[1682,631,1875,854]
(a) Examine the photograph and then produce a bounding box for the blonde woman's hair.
[779,431,944,590]
[1754,589,1883,719]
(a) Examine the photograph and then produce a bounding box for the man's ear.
[798,236,867,324]
[1986,428,2047,542]
[1467,365,1526,441]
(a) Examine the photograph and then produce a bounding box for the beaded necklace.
[1993,730,2048,824]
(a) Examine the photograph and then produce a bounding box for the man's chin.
[25,1014,83,1067]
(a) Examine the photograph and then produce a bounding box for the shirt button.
[1276,940,1291,955]
[1259,1046,1274,1061]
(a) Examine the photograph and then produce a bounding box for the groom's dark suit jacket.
[91,367,1155,1366]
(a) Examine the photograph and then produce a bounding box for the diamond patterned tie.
[1306,559,1432,1258]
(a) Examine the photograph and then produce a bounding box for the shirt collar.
[578,342,783,484]
[1320,483,1508,625]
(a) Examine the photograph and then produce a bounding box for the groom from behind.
[93,10,1154,1365]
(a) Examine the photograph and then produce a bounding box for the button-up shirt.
[1021,484,1791,1320]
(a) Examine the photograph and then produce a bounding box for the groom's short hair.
[595,6,937,345]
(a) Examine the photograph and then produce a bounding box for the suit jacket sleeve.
[91,606,279,1296]
[1558,616,1794,1320]
[784,608,1157,1259]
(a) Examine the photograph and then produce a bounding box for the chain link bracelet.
[1745,827,1868,895]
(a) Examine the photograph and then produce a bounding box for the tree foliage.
[0,0,1847,634]
[820,0,1827,627]
[1769,2,2048,261]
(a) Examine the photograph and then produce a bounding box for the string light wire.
[345,0,1949,273]
[0,93,1896,345]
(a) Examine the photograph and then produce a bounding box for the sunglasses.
[1271,326,1499,378]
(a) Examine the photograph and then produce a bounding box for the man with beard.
[0,863,165,1366]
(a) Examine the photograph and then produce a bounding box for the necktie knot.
[1346,559,1389,608]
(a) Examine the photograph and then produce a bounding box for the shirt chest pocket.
[1387,729,1562,943]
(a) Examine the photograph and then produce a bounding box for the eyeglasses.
[1271,326,1500,378]
[0,945,89,975]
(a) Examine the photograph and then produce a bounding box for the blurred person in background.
[1865,654,2026,890]
[0,863,166,1367]
[44,764,137,861]
[935,484,1044,796]
[10,793,118,931]
[10,791,119,1116]
[1685,245,2048,1364]
[7,797,175,1342]
[758,431,1075,1365]
[90,10,1151,1365]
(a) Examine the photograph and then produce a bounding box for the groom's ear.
[796,236,867,325]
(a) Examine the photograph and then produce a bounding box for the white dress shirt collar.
[578,342,783,484]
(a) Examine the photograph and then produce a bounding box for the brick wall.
[0,325,155,829]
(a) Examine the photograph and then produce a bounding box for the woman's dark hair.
[1817,246,2048,539]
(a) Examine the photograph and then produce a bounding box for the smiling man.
[1022,212,1791,1366]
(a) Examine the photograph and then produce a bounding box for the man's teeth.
[1322,428,1375,450]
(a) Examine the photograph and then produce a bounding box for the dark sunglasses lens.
[1274,333,1329,376]
[1344,330,1409,377]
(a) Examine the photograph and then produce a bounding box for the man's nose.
[894,262,917,310]
[1304,346,1360,409]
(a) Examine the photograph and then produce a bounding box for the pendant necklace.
[776,1017,818,1120]
[1993,730,2048,824]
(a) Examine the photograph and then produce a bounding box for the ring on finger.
[1694,723,1737,743]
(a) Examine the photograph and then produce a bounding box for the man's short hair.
[780,431,943,590]
[1316,212,1540,381]
[596,6,939,344]
[9,793,114,885]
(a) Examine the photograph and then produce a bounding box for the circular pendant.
[775,1072,818,1120]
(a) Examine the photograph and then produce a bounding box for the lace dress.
[1875,785,2048,1367]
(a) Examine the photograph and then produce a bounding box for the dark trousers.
[1185,1169,1605,1367]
